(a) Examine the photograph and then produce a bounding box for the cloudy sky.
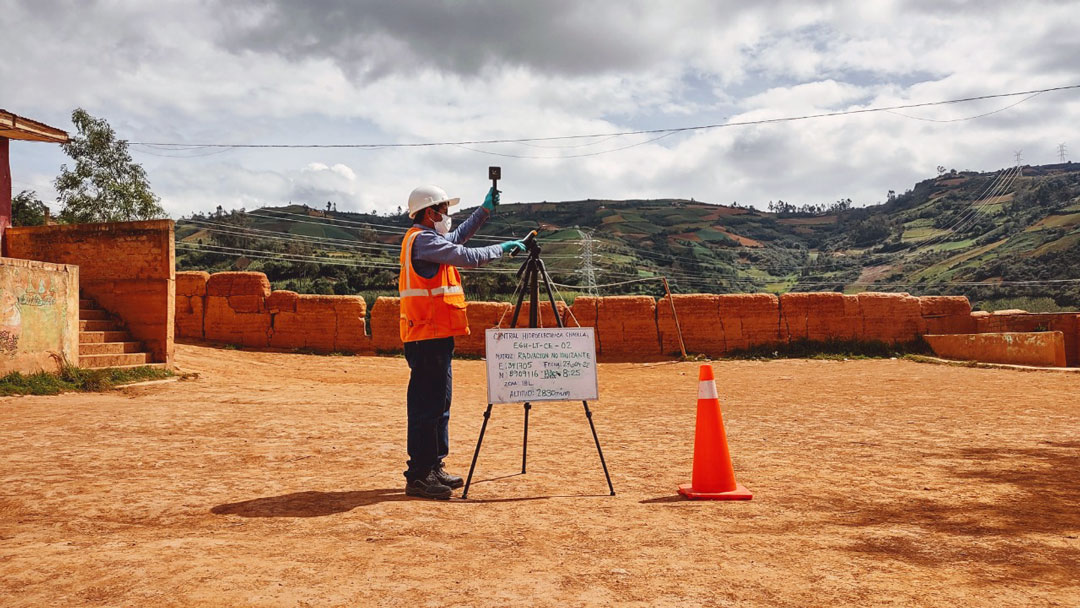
[3,0,1079,217]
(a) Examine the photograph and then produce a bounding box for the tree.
[11,190,50,226]
[54,108,166,223]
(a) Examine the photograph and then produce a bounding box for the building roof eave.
[0,109,69,143]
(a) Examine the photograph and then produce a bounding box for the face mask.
[434,213,452,235]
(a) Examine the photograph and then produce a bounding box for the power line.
[884,91,1044,123]
[183,218,394,253]
[250,207,516,243]
[129,84,1080,150]
[452,130,679,160]
[915,164,1021,250]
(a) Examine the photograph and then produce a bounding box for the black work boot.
[433,464,464,489]
[405,471,452,500]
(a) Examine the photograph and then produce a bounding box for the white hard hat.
[407,185,460,218]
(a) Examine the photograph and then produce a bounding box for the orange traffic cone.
[678,364,752,500]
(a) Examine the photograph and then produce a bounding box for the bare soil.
[2,343,1079,607]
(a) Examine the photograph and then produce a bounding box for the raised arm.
[412,229,505,269]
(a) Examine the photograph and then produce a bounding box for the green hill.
[176,162,1080,311]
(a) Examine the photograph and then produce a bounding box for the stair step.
[79,353,151,368]
[79,298,96,309]
[79,308,110,321]
[79,342,143,355]
[80,330,130,344]
[80,319,119,331]
[98,363,168,371]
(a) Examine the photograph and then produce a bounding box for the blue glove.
[500,240,525,254]
[482,187,500,212]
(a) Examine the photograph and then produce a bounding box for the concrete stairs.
[78,297,163,369]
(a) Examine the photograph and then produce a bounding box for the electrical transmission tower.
[1014,149,1024,164]
[1059,143,1068,163]
[577,228,598,297]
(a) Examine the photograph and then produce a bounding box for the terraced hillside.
[175,163,1080,310]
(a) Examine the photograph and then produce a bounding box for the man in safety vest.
[399,184,525,499]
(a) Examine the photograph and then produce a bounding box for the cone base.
[677,483,753,500]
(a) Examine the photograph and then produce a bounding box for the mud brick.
[204,295,270,347]
[176,271,209,297]
[657,294,723,356]
[780,292,856,342]
[457,301,512,356]
[266,290,299,313]
[175,294,205,339]
[206,271,271,298]
[228,294,265,314]
[568,297,600,353]
[371,297,403,353]
[857,292,926,343]
[719,293,781,351]
[596,296,658,360]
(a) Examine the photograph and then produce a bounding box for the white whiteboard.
[485,328,599,404]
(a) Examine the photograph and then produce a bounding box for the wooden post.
[0,137,10,253]
[662,277,688,358]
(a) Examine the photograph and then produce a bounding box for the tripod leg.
[537,259,564,328]
[522,401,531,473]
[462,403,494,499]
[582,401,615,496]
[528,261,540,328]
[509,267,530,328]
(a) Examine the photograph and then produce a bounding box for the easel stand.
[461,237,615,498]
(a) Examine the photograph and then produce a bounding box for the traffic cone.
[677,364,752,500]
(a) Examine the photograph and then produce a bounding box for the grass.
[975,296,1064,313]
[902,226,948,241]
[724,338,932,361]
[0,360,174,396]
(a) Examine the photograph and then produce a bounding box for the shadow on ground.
[838,441,1080,585]
[212,489,408,517]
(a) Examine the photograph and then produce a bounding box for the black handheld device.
[489,166,501,199]
[511,230,538,258]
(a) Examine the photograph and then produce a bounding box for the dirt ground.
[2,343,1079,607]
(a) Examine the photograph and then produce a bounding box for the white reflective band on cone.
[698,380,718,400]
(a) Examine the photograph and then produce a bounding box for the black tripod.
[461,232,615,498]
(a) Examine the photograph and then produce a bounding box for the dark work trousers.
[403,336,455,482]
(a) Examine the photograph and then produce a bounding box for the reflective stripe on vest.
[399,285,464,298]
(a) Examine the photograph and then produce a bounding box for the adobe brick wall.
[780,292,859,342]
[719,293,783,351]
[175,271,209,339]
[595,296,659,360]
[177,271,371,353]
[925,332,1067,367]
[657,293,782,356]
[0,257,79,374]
[5,220,175,365]
[857,292,926,343]
[919,296,976,335]
[171,274,1080,367]
[972,311,1080,366]
[657,294,724,356]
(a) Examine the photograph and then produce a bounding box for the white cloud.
[1,0,1078,220]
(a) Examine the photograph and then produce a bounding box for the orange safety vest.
[398,227,470,342]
